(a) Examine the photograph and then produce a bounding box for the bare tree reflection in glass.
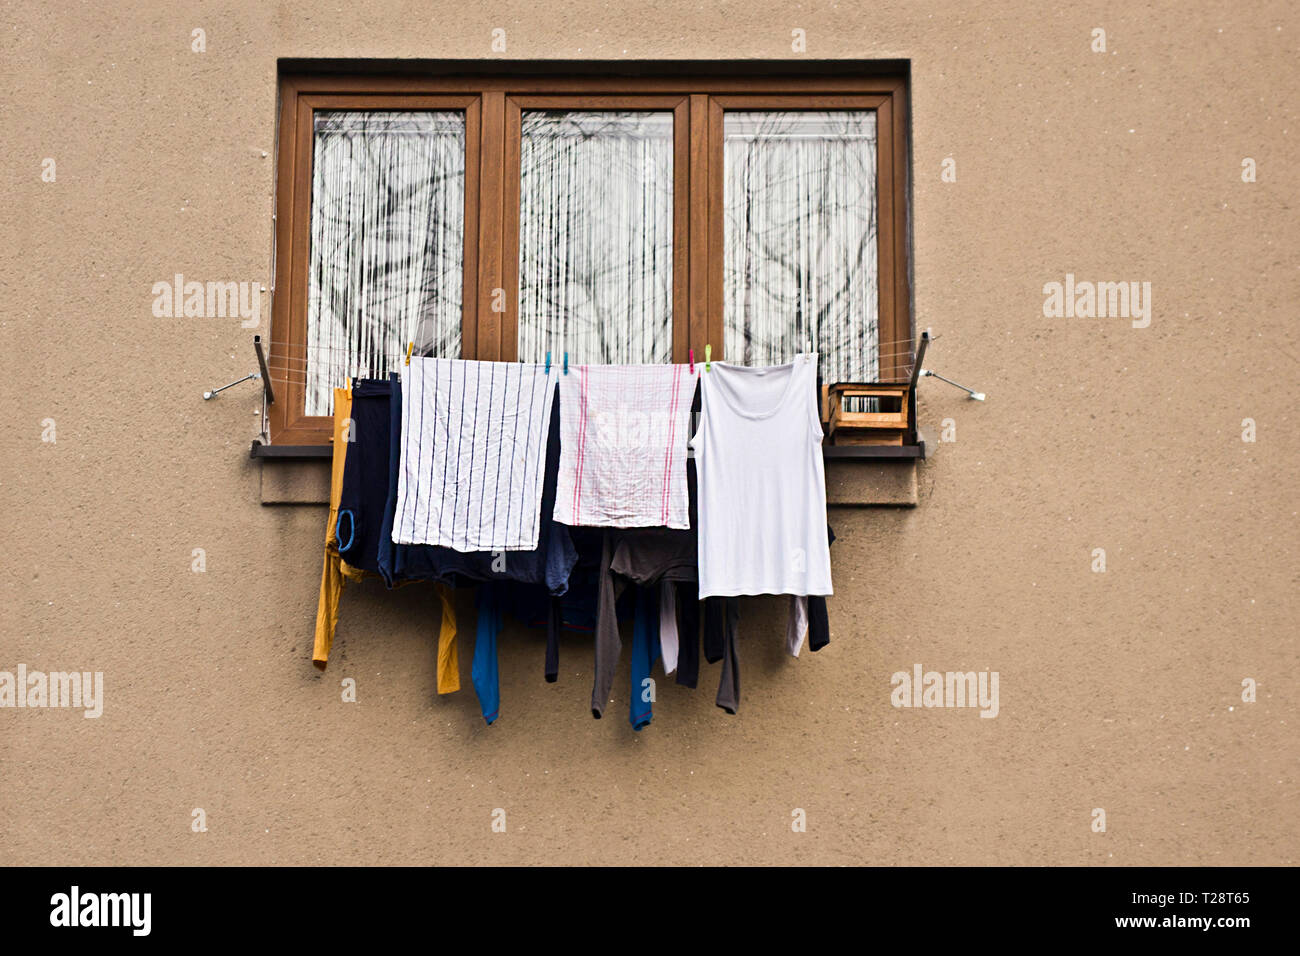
[306,111,466,416]
[724,111,879,390]
[518,111,674,365]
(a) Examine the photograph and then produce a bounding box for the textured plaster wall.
[1,1,1296,865]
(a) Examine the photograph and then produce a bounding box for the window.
[270,70,909,444]
[305,110,467,416]
[517,109,675,364]
[722,111,879,385]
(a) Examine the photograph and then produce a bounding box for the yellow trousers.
[312,387,354,670]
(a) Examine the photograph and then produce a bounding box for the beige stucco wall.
[2,1,1296,866]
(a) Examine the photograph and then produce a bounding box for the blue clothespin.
[544,351,551,374]
[563,351,569,375]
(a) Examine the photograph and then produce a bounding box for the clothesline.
[263,334,927,354]
[264,344,920,377]
[264,365,918,392]
[263,356,920,377]
[265,346,922,366]
[265,366,918,393]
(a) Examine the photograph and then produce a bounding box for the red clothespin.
[689,348,695,374]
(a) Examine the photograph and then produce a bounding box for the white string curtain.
[723,111,879,385]
[517,111,674,365]
[305,111,465,416]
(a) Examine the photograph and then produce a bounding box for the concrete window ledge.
[825,461,917,506]
[258,456,919,507]
[259,459,333,505]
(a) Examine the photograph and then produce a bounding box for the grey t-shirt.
[609,528,697,585]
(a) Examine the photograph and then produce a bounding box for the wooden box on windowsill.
[822,383,911,447]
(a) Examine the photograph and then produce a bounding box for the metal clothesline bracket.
[204,335,277,441]
[906,329,931,445]
[202,335,275,404]
[254,335,275,406]
[915,326,985,401]
[919,369,985,401]
[202,372,259,401]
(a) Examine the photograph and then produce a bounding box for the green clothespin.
[704,344,712,372]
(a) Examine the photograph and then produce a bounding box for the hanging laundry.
[785,525,837,656]
[393,358,557,551]
[309,359,835,724]
[673,582,700,689]
[338,378,400,578]
[497,527,609,685]
[465,526,605,724]
[472,583,503,725]
[808,524,837,651]
[365,373,465,693]
[313,385,363,670]
[714,598,741,715]
[657,583,678,675]
[609,528,695,676]
[702,597,727,664]
[609,527,696,584]
[807,595,830,652]
[591,525,706,724]
[590,530,624,719]
[784,595,831,658]
[381,370,576,694]
[334,375,457,693]
[543,597,563,683]
[786,596,810,657]
[671,457,702,689]
[597,454,702,690]
[431,586,460,696]
[696,595,741,714]
[554,363,696,529]
[629,586,662,731]
[382,372,577,595]
[692,354,833,598]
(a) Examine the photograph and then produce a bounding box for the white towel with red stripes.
[554,364,697,529]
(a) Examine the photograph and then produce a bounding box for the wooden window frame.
[270,83,482,444]
[272,70,910,444]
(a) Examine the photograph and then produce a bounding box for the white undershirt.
[690,354,833,598]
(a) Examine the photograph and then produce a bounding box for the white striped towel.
[393,357,558,552]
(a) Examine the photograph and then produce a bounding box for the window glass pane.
[518,110,674,364]
[305,110,465,416]
[723,111,878,383]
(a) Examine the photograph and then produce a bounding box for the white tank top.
[691,353,833,598]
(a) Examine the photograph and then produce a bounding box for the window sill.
[254,439,920,506]
[250,441,332,460]
[823,442,925,461]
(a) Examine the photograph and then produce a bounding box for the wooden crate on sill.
[822,383,912,446]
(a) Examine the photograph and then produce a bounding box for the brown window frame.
[272,70,910,445]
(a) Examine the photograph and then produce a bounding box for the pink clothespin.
[689,348,695,374]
